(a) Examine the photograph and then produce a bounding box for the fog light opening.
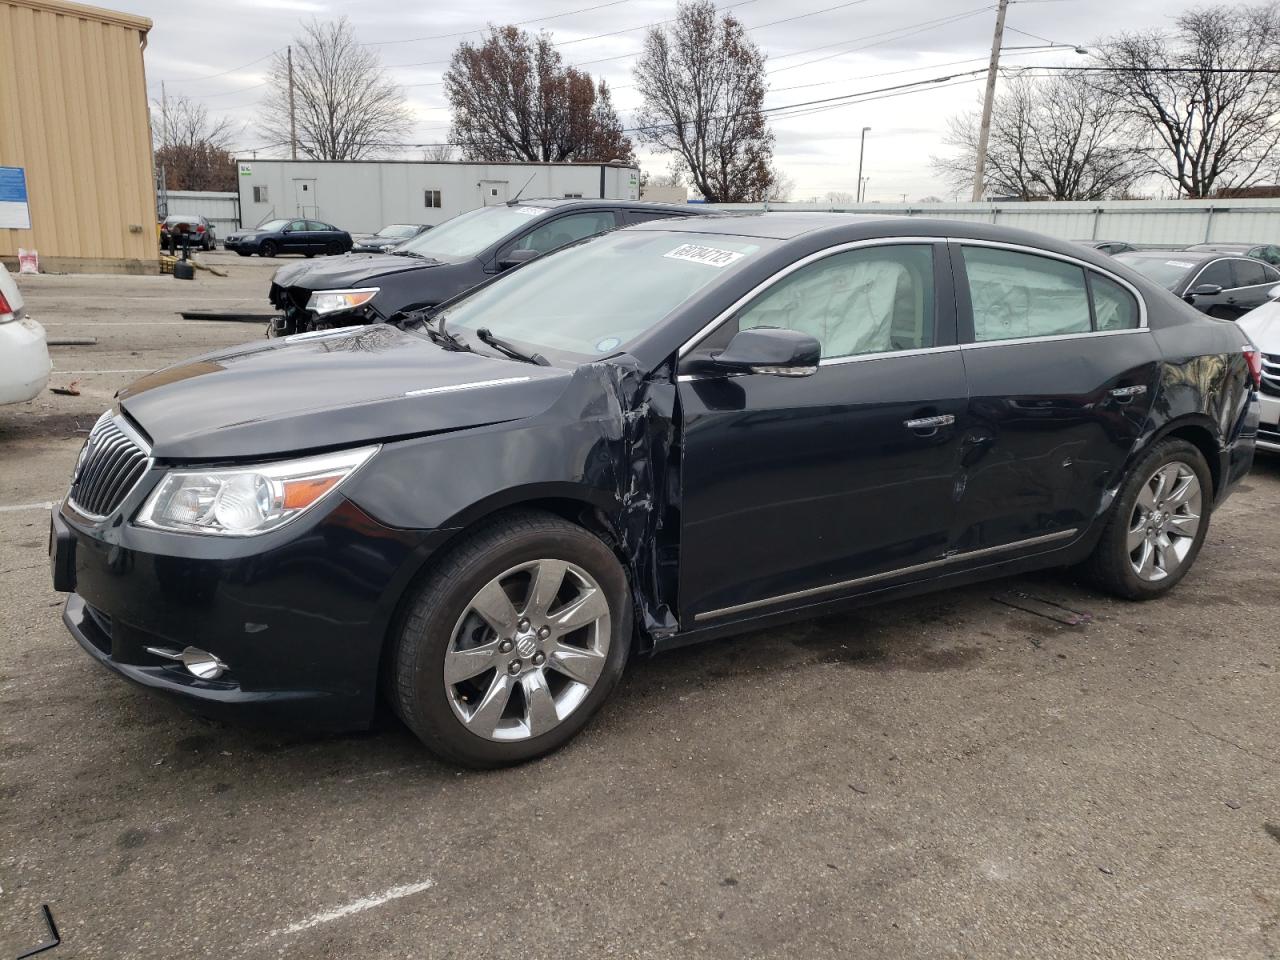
[180,647,228,680]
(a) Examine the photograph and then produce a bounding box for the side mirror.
[1185,282,1223,300]
[498,247,539,270]
[705,327,821,378]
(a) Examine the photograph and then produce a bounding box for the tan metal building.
[0,0,158,273]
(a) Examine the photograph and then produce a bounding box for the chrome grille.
[69,414,152,519]
[1262,353,1280,397]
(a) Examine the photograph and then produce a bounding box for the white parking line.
[53,369,153,374]
[0,502,54,514]
[270,880,436,938]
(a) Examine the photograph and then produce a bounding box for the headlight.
[135,446,379,536]
[306,288,379,316]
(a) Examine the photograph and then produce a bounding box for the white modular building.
[234,159,642,234]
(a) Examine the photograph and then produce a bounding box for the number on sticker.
[664,244,746,268]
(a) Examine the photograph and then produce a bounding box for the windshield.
[437,230,770,361]
[399,205,553,259]
[378,224,419,238]
[256,219,289,232]
[1115,254,1197,290]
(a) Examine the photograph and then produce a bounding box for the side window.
[252,185,268,203]
[623,210,684,225]
[1196,260,1233,288]
[1090,273,1140,331]
[963,247,1090,341]
[514,211,617,255]
[306,221,328,231]
[1263,262,1280,282]
[424,190,442,208]
[1233,258,1267,287]
[736,244,935,360]
[288,220,307,232]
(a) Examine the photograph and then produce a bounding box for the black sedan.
[1114,250,1280,319]
[160,214,217,252]
[267,198,704,336]
[224,218,352,258]
[351,223,430,254]
[50,215,1261,767]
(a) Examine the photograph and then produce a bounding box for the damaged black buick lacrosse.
[51,214,1261,766]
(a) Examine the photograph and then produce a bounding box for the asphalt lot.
[2,250,1279,959]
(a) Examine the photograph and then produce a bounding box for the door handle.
[904,414,955,435]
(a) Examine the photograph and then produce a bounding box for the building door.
[293,179,318,218]
[480,180,509,206]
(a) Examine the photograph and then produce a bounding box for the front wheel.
[1084,438,1212,600]
[389,511,631,767]
[259,239,278,258]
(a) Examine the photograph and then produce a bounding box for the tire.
[1083,438,1213,600]
[326,241,344,256]
[260,240,278,258]
[389,511,631,767]
[236,250,250,257]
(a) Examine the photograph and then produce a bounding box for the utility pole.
[288,44,298,161]
[856,126,870,203]
[972,0,1009,202]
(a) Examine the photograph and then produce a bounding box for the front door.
[481,181,509,206]
[283,219,310,254]
[293,179,317,219]
[949,241,1160,555]
[677,241,968,625]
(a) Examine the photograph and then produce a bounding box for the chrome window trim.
[1182,256,1279,293]
[960,327,1150,351]
[954,238,1149,331]
[676,236,950,360]
[692,528,1078,622]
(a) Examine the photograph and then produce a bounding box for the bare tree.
[633,0,775,202]
[259,17,412,160]
[933,72,1142,200]
[824,190,856,204]
[153,94,238,191]
[766,167,795,201]
[1095,3,1280,197]
[445,26,633,163]
[423,143,456,161]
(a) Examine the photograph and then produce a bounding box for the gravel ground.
[1,251,1278,959]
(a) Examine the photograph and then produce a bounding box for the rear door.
[1223,258,1280,318]
[283,219,310,254]
[950,241,1161,555]
[676,239,969,624]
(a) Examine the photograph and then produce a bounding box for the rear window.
[1115,254,1197,291]
[1233,259,1268,287]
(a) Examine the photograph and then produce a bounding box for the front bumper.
[1258,391,1280,452]
[52,495,430,732]
[0,317,52,405]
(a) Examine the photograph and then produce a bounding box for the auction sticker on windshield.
[664,243,746,267]
[513,207,550,217]
[1166,260,1197,268]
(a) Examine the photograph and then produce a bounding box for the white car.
[0,261,51,405]
[1239,289,1280,452]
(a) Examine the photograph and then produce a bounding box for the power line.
[364,0,635,47]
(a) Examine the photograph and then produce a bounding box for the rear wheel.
[326,241,344,256]
[389,511,631,767]
[1084,439,1212,600]
[259,239,278,258]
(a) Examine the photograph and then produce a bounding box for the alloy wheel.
[1127,460,1202,582]
[444,559,612,742]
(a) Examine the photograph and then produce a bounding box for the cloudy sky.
[125,0,1191,200]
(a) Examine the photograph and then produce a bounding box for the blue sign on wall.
[0,166,31,229]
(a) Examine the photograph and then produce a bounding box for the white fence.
[706,198,1280,247]
[156,190,240,235]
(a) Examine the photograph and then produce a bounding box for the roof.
[5,0,151,31]
[628,212,890,239]
[512,197,703,212]
[1186,242,1255,250]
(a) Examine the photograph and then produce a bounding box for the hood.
[353,237,400,250]
[1239,301,1280,351]
[272,252,440,290]
[117,325,572,460]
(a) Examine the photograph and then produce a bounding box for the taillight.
[1244,346,1262,388]
[0,290,11,318]
[196,224,206,233]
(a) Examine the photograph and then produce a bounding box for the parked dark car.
[224,218,352,258]
[1114,250,1280,319]
[266,198,705,336]
[160,214,216,251]
[50,215,1261,767]
[1184,241,1280,266]
[1076,239,1136,255]
[351,223,430,253]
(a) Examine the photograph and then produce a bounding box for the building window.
[425,190,442,208]
[253,185,268,203]
[564,193,583,199]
